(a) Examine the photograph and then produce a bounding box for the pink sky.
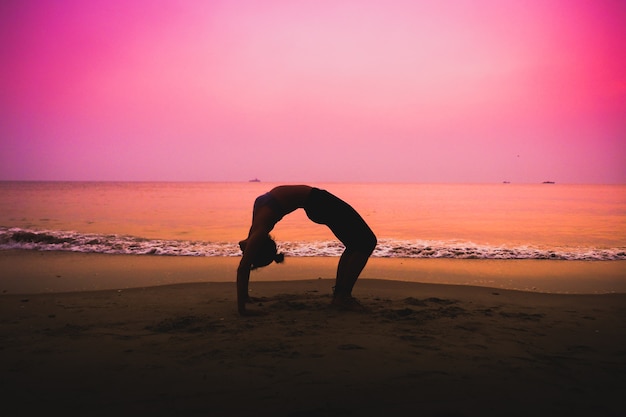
[1,0,625,183]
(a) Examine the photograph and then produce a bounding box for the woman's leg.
[334,249,371,297]
[303,188,377,303]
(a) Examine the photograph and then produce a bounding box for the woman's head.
[240,235,284,270]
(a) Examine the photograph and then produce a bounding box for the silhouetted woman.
[237,185,377,315]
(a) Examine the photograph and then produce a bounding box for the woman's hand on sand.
[239,308,268,317]
[246,296,270,303]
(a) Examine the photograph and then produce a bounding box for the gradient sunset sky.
[1,0,625,183]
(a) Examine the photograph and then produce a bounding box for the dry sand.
[1,251,625,416]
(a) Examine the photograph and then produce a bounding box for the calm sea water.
[0,182,624,260]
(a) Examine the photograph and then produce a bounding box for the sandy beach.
[1,252,625,416]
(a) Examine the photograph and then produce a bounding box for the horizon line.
[1,179,624,186]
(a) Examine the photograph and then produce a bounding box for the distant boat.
[542,181,555,184]
[249,178,261,183]
[502,181,511,184]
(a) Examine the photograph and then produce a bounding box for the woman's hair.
[250,235,284,270]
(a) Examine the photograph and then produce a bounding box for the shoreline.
[1,250,625,295]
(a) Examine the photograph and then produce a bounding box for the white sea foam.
[1,227,624,261]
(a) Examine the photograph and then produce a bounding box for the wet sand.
[2,251,625,294]
[1,252,625,416]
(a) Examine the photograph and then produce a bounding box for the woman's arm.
[236,197,288,315]
[236,261,251,315]
[236,229,269,315]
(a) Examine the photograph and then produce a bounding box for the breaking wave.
[1,227,625,261]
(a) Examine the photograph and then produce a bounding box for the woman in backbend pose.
[237,185,377,316]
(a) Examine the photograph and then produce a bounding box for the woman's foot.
[331,295,368,312]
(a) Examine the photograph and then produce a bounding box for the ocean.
[1,182,624,261]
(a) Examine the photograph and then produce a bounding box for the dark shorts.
[304,188,376,254]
